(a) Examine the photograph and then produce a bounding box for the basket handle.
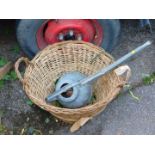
[114,65,131,82]
[15,57,30,83]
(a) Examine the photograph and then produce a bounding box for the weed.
[142,72,155,85]
[45,118,50,124]
[129,90,140,101]
[3,70,17,81]
[52,101,63,108]
[20,127,42,135]
[4,27,12,35]
[0,124,7,134]
[0,57,8,67]
[26,100,33,106]
[0,80,4,89]
[0,110,4,118]
[10,44,20,54]
[0,58,17,90]
[90,94,96,104]
[9,70,18,80]
[124,84,140,101]
[0,70,18,90]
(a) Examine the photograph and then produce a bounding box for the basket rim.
[31,40,114,63]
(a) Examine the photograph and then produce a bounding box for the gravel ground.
[0,20,155,135]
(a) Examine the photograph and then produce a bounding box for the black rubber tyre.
[16,19,121,58]
[97,19,121,51]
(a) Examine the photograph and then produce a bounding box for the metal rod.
[81,40,152,85]
[46,41,152,102]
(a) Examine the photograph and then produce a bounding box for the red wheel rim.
[36,19,103,49]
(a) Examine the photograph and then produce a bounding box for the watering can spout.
[45,95,57,103]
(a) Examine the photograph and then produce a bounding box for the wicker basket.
[15,41,131,132]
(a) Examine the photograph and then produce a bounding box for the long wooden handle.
[0,62,13,80]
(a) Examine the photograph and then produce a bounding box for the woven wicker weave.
[15,41,130,132]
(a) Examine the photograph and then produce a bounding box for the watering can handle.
[15,57,30,83]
